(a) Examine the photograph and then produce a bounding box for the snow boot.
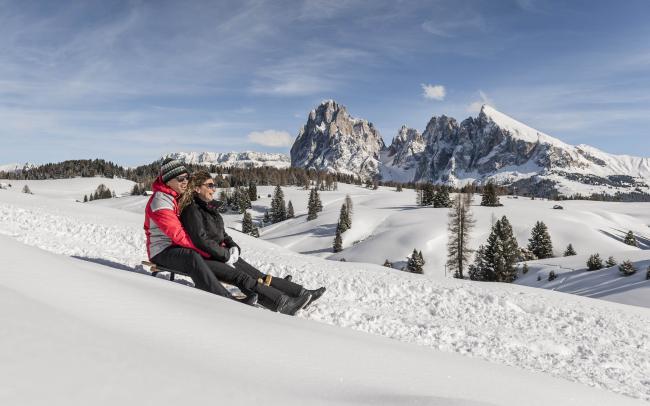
[299,287,326,309]
[284,274,292,282]
[276,293,311,316]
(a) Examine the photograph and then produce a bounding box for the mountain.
[291,101,650,197]
[0,162,35,175]
[290,100,385,179]
[164,151,290,169]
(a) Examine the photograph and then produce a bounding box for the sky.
[1,0,650,166]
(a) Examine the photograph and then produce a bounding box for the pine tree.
[263,210,270,224]
[421,183,435,206]
[522,263,529,274]
[406,249,424,274]
[469,216,519,282]
[480,182,500,207]
[624,230,638,247]
[586,253,603,271]
[383,259,393,268]
[563,243,576,256]
[83,195,88,203]
[528,221,554,259]
[548,270,557,281]
[307,189,318,221]
[242,211,253,235]
[447,193,475,279]
[270,185,287,223]
[433,187,451,208]
[251,226,260,238]
[396,184,403,192]
[605,256,617,267]
[287,201,295,218]
[333,226,343,253]
[248,181,258,201]
[618,260,637,276]
[338,204,350,233]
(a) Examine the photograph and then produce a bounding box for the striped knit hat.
[160,158,189,183]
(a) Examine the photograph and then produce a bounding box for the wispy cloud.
[467,90,494,113]
[247,130,293,147]
[421,84,446,101]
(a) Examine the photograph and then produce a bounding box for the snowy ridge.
[1,187,650,401]
[165,151,291,169]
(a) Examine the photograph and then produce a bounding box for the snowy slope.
[0,176,135,201]
[2,236,646,405]
[1,186,650,401]
[252,184,650,305]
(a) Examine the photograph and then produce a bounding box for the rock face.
[164,151,290,169]
[291,101,650,197]
[290,100,385,179]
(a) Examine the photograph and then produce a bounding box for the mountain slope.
[1,184,650,401]
[165,151,290,169]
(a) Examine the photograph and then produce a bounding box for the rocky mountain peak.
[291,100,385,179]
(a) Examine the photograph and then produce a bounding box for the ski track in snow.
[1,200,650,401]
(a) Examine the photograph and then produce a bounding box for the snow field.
[0,176,136,201]
[1,189,650,400]
[2,235,644,406]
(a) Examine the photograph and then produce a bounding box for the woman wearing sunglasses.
[179,171,326,315]
[144,159,256,305]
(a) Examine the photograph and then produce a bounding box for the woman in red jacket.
[145,158,256,305]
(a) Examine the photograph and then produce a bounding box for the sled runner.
[141,260,188,281]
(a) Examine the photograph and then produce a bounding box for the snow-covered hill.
[1,183,650,402]
[0,176,135,201]
[164,151,290,169]
[3,235,646,405]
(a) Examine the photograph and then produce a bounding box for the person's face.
[166,173,189,194]
[194,177,216,202]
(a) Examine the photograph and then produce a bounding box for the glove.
[226,247,239,267]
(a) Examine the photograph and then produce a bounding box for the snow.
[166,151,291,169]
[2,180,650,403]
[3,235,646,405]
[0,177,136,201]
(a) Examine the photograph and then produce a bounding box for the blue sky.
[2,0,650,166]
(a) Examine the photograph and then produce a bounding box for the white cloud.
[421,84,446,101]
[467,90,495,113]
[247,130,293,147]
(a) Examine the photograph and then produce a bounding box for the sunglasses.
[202,182,216,190]
[175,174,190,182]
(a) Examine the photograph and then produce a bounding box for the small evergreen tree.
[618,260,637,276]
[242,211,253,235]
[248,182,258,201]
[563,243,576,256]
[421,183,435,206]
[315,189,323,212]
[287,201,295,218]
[83,195,88,203]
[406,249,424,274]
[433,187,452,208]
[22,185,32,194]
[338,204,350,233]
[548,270,557,281]
[469,216,519,282]
[307,189,318,221]
[528,221,554,259]
[396,184,403,192]
[263,210,270,224]
[605,256,617,267]
[383,259,393,268]
[251,225,260,238]
[270,185,287,223]
[586,253,603,271]
[480,182,500,207]
[333,226,343,253]
[522,263,529,274]
[646,266,650,280]
[624,230,639,247]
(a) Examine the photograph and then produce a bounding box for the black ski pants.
[231,258,304,297]
[151,247,233,298]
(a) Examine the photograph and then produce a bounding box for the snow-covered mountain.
[290,100,385,179]
[291,102,650,197]
[164,151,290,169]
[383,105,650,196]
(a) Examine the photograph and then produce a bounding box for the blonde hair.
[178,170,214,213]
